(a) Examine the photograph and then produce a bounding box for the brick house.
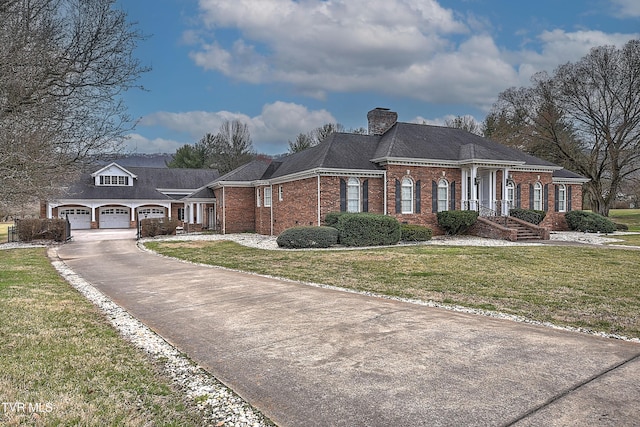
[42,163,219,230]
[208,108,588,240]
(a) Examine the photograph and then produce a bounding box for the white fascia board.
[553,177,591,184]
[510,164,564,173]
[90,162,138,179]
[49,199,176,208]
[156,188,199,193]
[209,181,255,189]
[371,157,460,167]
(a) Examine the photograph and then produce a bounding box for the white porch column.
[502,168,510,215]
[196,203,202,224]
[47,204,53,219]
[470,165,478,211]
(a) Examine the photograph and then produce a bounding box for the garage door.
[99,207,130,229]
[59,208,91,230]
[137,207,165,219]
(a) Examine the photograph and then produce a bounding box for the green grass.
[610,208,640,232]
[0,248,203,426]
[145,240,640,339]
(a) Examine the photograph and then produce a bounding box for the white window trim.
[533,182,543,211]
[401,177,413,214]
[437,179,449,212]
[347,178,360,213]
[256,188,261,207]
[264,187,272,207]
[557,184,566,212]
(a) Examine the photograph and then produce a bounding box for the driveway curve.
[54,230,640,427]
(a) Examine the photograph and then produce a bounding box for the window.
[99,175,128,186]
[256,188,261,207]
[264,187,272,207]
[437,179,449,212]
[177,208,185,221]
[401,178,413,214]
[278,185,283,201]
[347,178,360,212]
[533,182,543,210]
[506,180,515,209]
[557,184,566,212]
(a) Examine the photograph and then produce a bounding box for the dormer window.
[100,175,129,186]
[91,163,136,187]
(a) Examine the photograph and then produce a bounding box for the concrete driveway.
[54,230,640,426]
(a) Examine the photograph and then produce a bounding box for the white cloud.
[139,101,336,154]
[610,0,640,17]
[123,134,186,154]
[186,0,638,112]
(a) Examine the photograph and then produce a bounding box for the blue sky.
[118,0,639,155]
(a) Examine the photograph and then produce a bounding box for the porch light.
[474,177,480,185]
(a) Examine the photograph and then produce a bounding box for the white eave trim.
[553,177,591,184]
[90,162,138,179]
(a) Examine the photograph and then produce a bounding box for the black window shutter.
[432,180,438,213]
[543,184,549,211]
[529,184,534,209]
[362,179,369,212]
[554,185,559,211]
[567,186,572,211]
[340,178,346,212]
[450,181,456,210]
[395,179,401,214]
[516,184,521,208]
[415,180,421,213]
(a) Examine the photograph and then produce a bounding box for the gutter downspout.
[317,174,321,225]
[222,186,226,235]
[383,170,388,215]
[270,184,274,236]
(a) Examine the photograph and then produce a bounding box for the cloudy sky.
[118,0,639,155]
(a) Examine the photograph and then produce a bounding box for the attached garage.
[137,207,165,219]
[59,208,91,230]
[99,207,130,229]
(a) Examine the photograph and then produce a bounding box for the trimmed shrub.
[565,210,616,233]
[437,210,478,235]
[140,217,180,238]
[324,212,346,227]
[17,218,68,242]
[335,213,401,247]
[509,208,546,225]
[400,224,432,242]
[276,226,339,248]
[615,222,629,231]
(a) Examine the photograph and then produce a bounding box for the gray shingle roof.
[207,122,585,185]
[375,123,557,166]
[61,166,219,200]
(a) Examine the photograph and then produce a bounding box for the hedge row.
[509,208,546,225]
[16,218,68,242]
[436,210,478,235]
[139,218,180,238]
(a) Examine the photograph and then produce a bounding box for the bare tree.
[445,115,483,136]
[288,123,347,154]
[0,0,148,210]
[209,120,255,174]
[490,39,640,216]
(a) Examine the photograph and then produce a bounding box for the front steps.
[472,216,550,241]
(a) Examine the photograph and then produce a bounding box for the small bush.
[615,222,629,231]
[140,217,180,238]
[16,218,68,242]
[509,208,546,225]
[565,210,616,233]
[437,211,478,235]
[400,224,432,242]
[336,213,401,247]
[276,226,339,248]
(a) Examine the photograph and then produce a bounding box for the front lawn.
[0,248,203,426]
[145,240,640,339]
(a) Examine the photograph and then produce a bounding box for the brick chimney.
[367,107,398,136]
